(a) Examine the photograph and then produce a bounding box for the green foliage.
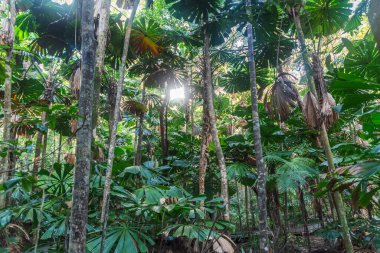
[265,154,318,192]
[166,0,224,23]
[1,0,379,251]
[87,225,155,253]
[303,0,352,37]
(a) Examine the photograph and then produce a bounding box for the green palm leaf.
[303,0,352,37]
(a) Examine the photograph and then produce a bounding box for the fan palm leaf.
[302,0,352,37]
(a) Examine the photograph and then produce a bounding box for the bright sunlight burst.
[170,87,185,100]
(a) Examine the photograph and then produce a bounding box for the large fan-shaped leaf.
[87,225,154,253]
[165,0,224,23]
[131,17,163,56]
[303,0,352,37]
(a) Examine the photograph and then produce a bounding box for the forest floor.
[297,236,377,253]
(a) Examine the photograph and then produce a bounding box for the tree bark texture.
[92,0,112,128]
[99,1,140,252]
[68,0,96,251]
[203,11,230,221]
[199,88,210,197]
[246,0,270,251]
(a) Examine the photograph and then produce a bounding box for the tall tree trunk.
[41,77,54,171]
[68,0,97,251]
[246,1,270,251]
[203,12,229,221]
[0,0,16,209]
[245,186,250,234]
[99,1,140,252]
[320,124,354,253]
[298,186,311,253]
[40,128,49,170]
[33,130,44,175]
[33,74,54,175]
[57,133,62,163]
[92,0,112,129]
[134,85,146,166]
[236,179,243,232]
[159,84,170,163]
[199,90,210,199]
[184,68,191,134]
[291,7,354,253]
[250,187,257,229]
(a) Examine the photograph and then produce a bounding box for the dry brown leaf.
[69,67,81,99]
[302,91,320,129]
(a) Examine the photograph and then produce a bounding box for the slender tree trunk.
[0,0,16,209]
[40,77,54,171]
[250,187,256,229]
[160,84,170,163]
[199,90,210,199]
[184,68,191,134]
[57,133,62,163]
[320,124,354,253]
[203,12,229,221]
[40,128,49,170]
[245,186,251,235]
[33,130,44,175]
[33,75,53,175]
[99,1,140,252]
[134,85,146,165]
[292,7,354,253]
[236,179,243,232]
[68,0,97,251]
[246,1,270,251]
[92,0,112,129]
[298,186,311,253]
